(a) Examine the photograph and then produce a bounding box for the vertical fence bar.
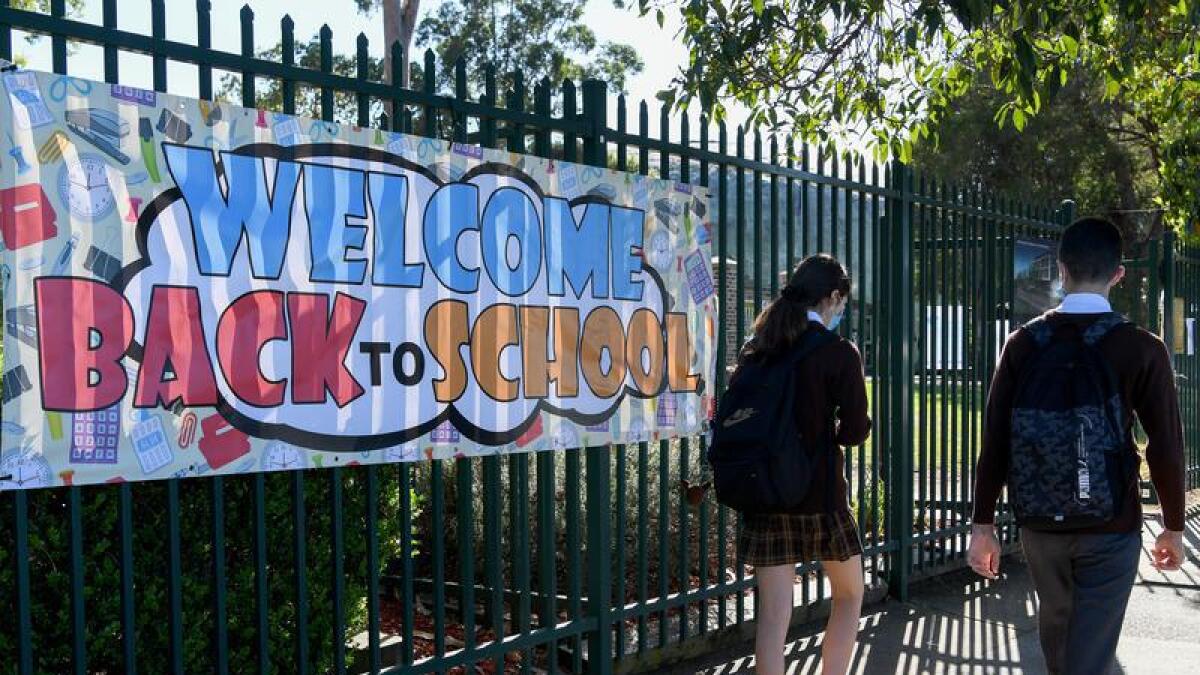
[752,131,763,315]
[886,161,915,599]
[317,21,349,675]
[167,480,184,674]
[49,2,88,670]
[734,125,747,624]
[0,0,10,61]
[238,16,275,675]
[193,3,232,668]
[431,460,446,663]
[678,112,693,646]
[785,138,795,269]
[696,113,712,638]
[560,76,583,674]
[152,4,184,664]
[366,466,382,674]
[533,77,558,675]
[715,120,730,631]
[583,77,614,675]
[14,486,33,675]
[800,144,811,257]
[399,462,415,667]
[480,61,505,675]
[915,172,928,571]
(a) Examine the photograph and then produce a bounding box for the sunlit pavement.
[666,516,1200,675]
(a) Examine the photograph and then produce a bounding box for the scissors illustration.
[416,137,441,162]
[580,165,605,183]
[49,75,92,102]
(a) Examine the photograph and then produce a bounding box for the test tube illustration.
[47,411,63,440]
[51,233,80,275]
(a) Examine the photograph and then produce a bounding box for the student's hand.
[1150,530,1185,571]
[968,524,1001,580]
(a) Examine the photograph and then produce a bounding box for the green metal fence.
[0,3,1195,674]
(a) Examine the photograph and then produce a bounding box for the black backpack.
[1007,313,1133,530]
[707,329,837,514]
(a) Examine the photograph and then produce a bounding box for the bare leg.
[754,564,797,675]
[819,555,864,675]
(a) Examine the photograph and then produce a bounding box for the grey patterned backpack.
[1008,313,1133,530]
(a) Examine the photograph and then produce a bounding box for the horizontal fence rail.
[0,3,1196,675]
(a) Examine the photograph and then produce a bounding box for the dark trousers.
[1020,528,1141,675]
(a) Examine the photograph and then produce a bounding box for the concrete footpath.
[666,516,1200,675]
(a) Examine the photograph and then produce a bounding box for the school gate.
[1,3,1197,674]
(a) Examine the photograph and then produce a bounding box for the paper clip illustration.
[177,411,197,448]
[49,75,92,102]
[37,129,72,164]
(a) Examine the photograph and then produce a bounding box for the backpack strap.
[1022,315,1055,347]
[782,327,839,369]
[1082,312,1132,346]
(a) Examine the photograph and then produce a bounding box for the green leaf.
[656,8,665,28]
[752,0,765,16]
[1012,107,1026,131]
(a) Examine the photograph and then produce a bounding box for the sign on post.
[0,68,716,490]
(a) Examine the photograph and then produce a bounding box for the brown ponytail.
[739,254,851,364]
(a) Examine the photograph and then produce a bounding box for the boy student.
[968,217,1186,674]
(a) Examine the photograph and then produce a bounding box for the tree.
[218,0,644,126]
[414,0,644,101]
[633,0,1200,235]
[7,0,85,64]
[356,0,421,87]
[218,34,385,126]
[912,68,1159,237]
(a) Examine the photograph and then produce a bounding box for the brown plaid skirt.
[737,508,863,566]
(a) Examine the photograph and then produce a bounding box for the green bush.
[0,466,408,674]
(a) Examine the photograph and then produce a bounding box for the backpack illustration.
[1007,313,1133,530]
[707,329,837,514]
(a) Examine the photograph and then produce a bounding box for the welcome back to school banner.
[0,68,716,490]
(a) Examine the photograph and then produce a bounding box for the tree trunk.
[383,0,420,88]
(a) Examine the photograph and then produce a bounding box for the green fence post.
[886,160,915,601]
[1163,230,1177,352]
[581,78,615,674]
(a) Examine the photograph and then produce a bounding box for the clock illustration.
[0,447,52,489]
[648,229,673,270]
[260,441,308,472]
[57,153,116,221]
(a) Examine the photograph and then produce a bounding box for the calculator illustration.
[3,72,53,128]
[130,416,173,475]
[70,406,120,464]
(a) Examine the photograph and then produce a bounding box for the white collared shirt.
[1056,293,1112,314]
[807,310,826,327]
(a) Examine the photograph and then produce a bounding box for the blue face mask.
[828,309,844,331]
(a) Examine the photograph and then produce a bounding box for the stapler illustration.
[64,107,131,164]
